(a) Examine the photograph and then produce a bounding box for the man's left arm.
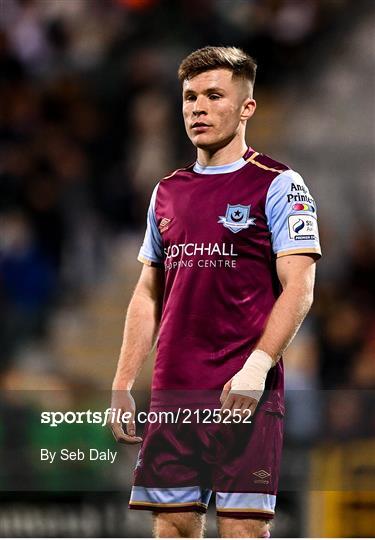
[220,253,316,414]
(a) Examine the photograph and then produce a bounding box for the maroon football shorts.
[129,405,283,520]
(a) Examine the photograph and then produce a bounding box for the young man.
[110,46,321,538]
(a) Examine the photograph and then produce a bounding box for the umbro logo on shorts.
[252,469,271,484]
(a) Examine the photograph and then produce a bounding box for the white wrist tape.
[230,349,274,401]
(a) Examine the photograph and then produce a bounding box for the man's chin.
[190,135,218,150]
[193,140,231,154]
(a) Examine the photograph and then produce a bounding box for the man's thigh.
[217,516,270,538]
[153,511,206,538]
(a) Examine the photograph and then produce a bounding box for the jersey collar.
[193,149,250,175]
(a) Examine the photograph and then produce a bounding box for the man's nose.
[192,97,207,116]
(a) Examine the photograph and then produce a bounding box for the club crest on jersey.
[218,204,255,233]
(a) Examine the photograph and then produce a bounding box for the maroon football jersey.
[138,148,321,413]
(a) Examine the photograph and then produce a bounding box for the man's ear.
[241,98,256,122]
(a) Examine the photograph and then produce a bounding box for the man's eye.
[185,95,196,102]
[209,94,221,100]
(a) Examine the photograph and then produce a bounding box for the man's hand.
[220,378,259,418]
[220,350,274,418]
[108,390,143,445]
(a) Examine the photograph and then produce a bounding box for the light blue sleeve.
[265,169,322,257]
[138,183,164,266]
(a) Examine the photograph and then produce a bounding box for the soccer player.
[110,46,321,538]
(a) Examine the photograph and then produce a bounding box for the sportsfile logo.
[41,408,252,427]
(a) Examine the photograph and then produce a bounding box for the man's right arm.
[110,264,164,444]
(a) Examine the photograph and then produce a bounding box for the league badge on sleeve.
[218,204,256,234]
[288,214,318,241]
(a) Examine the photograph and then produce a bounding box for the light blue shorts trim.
[129,486,276,517]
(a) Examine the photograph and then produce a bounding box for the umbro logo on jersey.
[218,204,256,233]
[159,217,172,233]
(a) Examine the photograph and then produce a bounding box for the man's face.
[182,68,254,151]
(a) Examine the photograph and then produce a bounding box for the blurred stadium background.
[0,0,374,537]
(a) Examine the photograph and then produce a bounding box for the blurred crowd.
[284,227,375,443]
[0,0,374,398]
